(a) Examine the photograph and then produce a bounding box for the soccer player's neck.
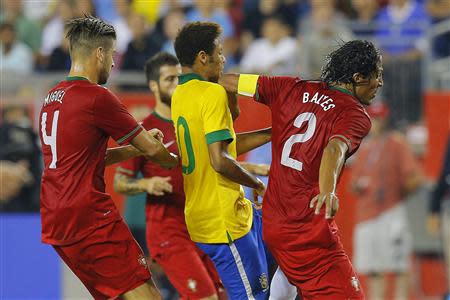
[181,66,208,81]
[68,62,98,84]
[331,83,354,95]
[154,102,171,121]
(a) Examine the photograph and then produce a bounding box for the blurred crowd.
[1,0,449,72]
[2,0,450,122]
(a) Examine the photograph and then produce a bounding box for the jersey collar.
[329,85,354,97]
[152,111,173,123]
[66,76,89,81]
[178,73,205,85]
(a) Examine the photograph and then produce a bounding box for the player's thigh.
[53,220,151,300]
[122,278,161,300]
[152,244,218,299]
[271,247,364,300]
[197,218,269,300]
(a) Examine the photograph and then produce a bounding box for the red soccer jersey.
[39,77,143,245]
[255,76,371,229]
[117,112,186,247]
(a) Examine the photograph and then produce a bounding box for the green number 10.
[176,116,195,174]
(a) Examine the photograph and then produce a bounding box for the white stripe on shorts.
[229,243,255,300]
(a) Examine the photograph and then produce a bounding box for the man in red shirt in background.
[220,40,384,299]
[114,52,270,299]
[39,17,178,300]
[350,102,423,300]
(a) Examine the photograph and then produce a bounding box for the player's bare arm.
[240,162,270,176]
[227,91,240,121]
[219,74,240,94]
[114,173,173,196]
[208,140,265,196]
[105,145,142,166]
[130,131,178,169]
[236,128,272,156]
[105,129,165,166]
[310,138,348,219]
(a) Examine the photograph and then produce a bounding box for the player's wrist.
[136,178,149,192]
[255,178,265,191]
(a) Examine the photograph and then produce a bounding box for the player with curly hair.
[220,40,384,300]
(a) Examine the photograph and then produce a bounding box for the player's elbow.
[231,106,240,121]
[210,159,225,174]
[325,139,348,159]
[113,175,125,194]
[210,155,227,174]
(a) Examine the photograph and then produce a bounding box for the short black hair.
[144,52,179,82]
[321,40,380,84]
[174,21,222,67]
[66,16,116,56]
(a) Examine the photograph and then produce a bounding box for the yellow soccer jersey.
[171,73,253,243]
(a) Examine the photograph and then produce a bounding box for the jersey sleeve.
[93,88,143,145]
[254,75,299,107]
[201,85,234,145]
[329,108,371,156]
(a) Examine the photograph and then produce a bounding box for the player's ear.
[197,50,208,65]
[96,47,104,62]
[149,80,158,94]
[352,73,369,86]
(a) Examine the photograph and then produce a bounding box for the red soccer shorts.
[150,238,224,299]
[53,220,151,299]
[264,215,364,300]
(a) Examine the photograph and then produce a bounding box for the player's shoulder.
[260,75,302,86]
[92,85,122,105]
[94,85,114,97]
[141,113,161,129]
[203,81,226,93]
[202,82,227,98]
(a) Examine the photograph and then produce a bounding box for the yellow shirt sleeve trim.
[237,74,259,97]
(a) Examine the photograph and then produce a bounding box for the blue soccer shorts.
[197,208,269,300]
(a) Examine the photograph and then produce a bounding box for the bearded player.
[39,16,178,299]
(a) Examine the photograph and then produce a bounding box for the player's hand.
[309,192,339,219]
[148,128,164,143]
[139,176,173,196]
[427,213,440,236]
[252,178,266,209]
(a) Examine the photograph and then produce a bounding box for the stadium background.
[1,0,449,299]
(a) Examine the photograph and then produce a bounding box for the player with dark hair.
[171,22,272,299]
[114,52,227,300]
[39,16,178,300]
[220,40,383,299]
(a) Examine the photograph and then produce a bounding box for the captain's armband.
[237,74,259,97]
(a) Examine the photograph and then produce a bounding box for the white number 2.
[41,111,60,169]
[281,112,316,171]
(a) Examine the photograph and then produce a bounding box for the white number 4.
[41,111,60,169]
[281,112,316,171]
